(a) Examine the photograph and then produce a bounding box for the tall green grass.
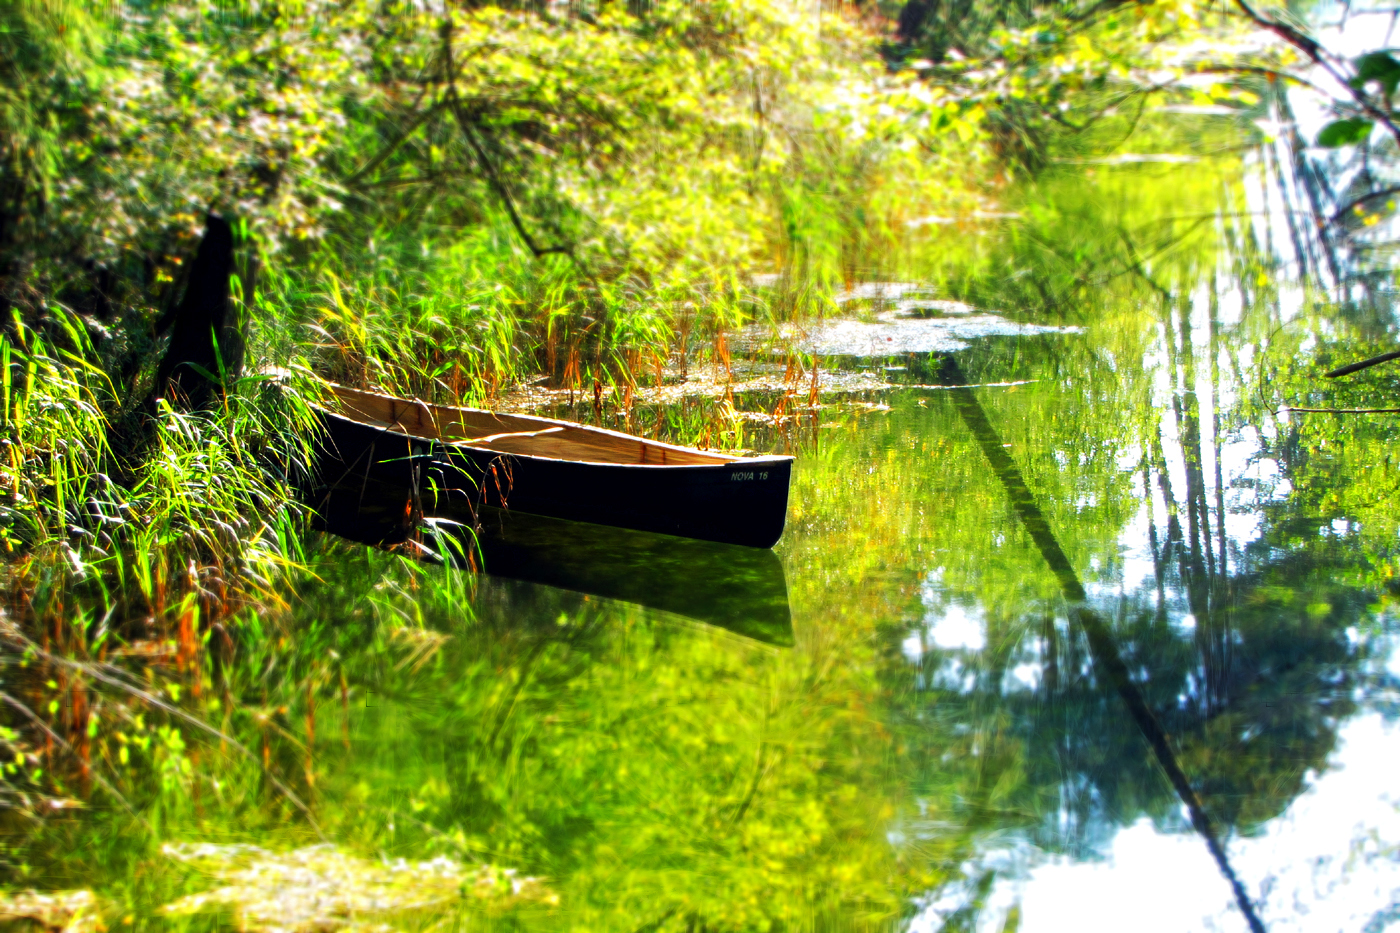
[0,324,320,625]
[0,301,332,807]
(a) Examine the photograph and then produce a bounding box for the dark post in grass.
[151,213,247,410]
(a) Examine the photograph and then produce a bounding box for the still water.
[5,118,1400,932]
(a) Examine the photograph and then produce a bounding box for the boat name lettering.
[730,471,768,481]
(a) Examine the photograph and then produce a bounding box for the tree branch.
[439,18,573,261]
[1325,184,1400,226]
[1233,0,1400,142]
[1323,349,1400,377]
[1192,64,1330,97]
[344,96,442,187]
[1280,406,1400,413]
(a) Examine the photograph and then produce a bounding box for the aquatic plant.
[162,842,555,930]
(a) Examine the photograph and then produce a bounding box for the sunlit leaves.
[1317,117,1374,148]
[900,0,1282,170]
[1351,51,1400,97]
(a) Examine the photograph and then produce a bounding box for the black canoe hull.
[309,410,793,549]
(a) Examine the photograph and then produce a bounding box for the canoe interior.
[326,384,739,466]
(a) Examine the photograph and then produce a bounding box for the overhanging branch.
[344,93,442,187]
[439,17,574,262]
[1233,0,1400,142]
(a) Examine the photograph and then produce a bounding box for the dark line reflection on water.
[940,354,1266,933]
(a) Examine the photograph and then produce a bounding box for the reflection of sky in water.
[908,700,1400,933]
[1076,417,1284,615]
[914,569,988,654]
[818,12,1400,912]
[921,608,986,653]
[850,99,1395,911]
[878,163,1398,922]
[903,403,1395,930]
[1102,441,1276,603]
[908,572,990,695]
[904,629,1400,931]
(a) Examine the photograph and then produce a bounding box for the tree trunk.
[152,214,245,410]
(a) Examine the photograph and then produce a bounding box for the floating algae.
[498,289,1076,417]
[501,358,893,411]
[162,843,555,932]
[0,889,101,933]
[831,282,927,303]
[777,310,1083,357]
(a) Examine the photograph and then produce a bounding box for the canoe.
[306,383,794,548]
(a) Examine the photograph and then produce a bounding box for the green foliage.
[0,0,106,253]
[0,0,985,618]
[1317,117,1373,147]
[0,302,321,638]
[893,0,1275,172]
[1351,51,1400,97]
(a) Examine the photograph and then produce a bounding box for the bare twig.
[344,96,442,187]
[8,635,326,840]
[0,690,149,829]
[1280,406,1400,413]
[439,19,572,261]
[1192,64,1331,97]
[1064,0,1141,23]
[1116,226,1173,300]
[1326,186,1400,226]
[1323,349,1400,377]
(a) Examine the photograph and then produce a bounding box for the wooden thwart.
[465,427,566,445]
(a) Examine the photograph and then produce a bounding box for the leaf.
[1317,118,1373,148]
[1351,51,1400,95]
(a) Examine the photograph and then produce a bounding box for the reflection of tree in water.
[884,338,1388,924]
[881,105,1399,871]
[924,93,1400,330]
[1029,550,1364,841]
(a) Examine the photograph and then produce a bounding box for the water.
[4,118,1400,932]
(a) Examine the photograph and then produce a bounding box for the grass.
[0,301,333,820]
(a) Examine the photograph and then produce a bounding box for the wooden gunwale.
[324,383,790,469]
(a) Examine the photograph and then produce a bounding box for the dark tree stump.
[153,214,243,410]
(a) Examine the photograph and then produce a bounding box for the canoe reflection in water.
[311,477,794,647]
